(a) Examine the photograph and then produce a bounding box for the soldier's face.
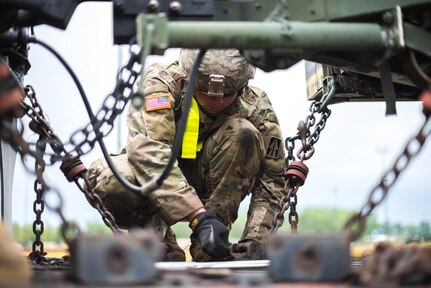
[194,88,237,115]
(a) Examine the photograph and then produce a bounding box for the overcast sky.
[12,2,431,229]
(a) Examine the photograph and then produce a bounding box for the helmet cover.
[179,49,256,96]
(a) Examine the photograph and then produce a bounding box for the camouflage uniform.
[87,52,286,261]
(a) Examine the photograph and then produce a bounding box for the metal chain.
[76,175,121,233]
[28,136,47,263]
[14,45,143,236]
[344,111,431,241]
[296,102,332,162]
[0,120,80,247]
[270,181,300,234]
[22,86,66,157]
[270,101,332,234]
[288,193,298,232]
[22,86,122,234]
[62,45,142,159]
[284,135,298,166]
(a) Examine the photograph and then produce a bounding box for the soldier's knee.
[225,118,263,157]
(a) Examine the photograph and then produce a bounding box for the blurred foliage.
[84,221,112,234]
[11,208,431,244]
[12,223,63,246]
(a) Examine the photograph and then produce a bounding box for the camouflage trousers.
[180,117,263,261]
[86,117,264,261]
[86,152,185,261]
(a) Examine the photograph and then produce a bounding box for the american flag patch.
[145,94,171,111]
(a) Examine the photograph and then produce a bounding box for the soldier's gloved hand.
[189,211,231,258]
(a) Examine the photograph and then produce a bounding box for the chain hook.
[271,100,332,235]
[297,120,308,160]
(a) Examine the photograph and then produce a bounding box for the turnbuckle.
[60,156,87,182]
[284,161,309,187]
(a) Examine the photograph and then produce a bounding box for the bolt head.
[132,95,144,108]
[382,11,394,25]
[148,0,159,12]
[170,1,182,13]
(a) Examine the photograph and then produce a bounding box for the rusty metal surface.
[267,234,350,282]
[30,264,354,288]
[156,260,270,271]
[357,243,431,286]
[230,241,267,260]
[69,232,161,285]
[30,250,431,287]
[27,243,431,287]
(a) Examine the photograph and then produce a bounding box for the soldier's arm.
[126,64,204,226]
[242,93,286,242]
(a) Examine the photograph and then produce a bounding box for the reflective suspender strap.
[181,97,200,159]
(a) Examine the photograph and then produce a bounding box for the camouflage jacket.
[126,61,286,237]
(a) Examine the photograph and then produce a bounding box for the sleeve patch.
[145,94,171,111]
[266,136,282,159]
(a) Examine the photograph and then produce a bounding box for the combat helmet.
[179,49,256,97]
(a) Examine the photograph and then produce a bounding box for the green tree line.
[11,207,431,244]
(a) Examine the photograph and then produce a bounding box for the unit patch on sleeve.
[145,94,171,111]
[266,136,282,159]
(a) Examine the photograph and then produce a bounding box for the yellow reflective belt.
[181,97,200,159]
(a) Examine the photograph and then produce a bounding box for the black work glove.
[189,211,231,258]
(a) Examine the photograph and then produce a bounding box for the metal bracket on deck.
[267,233,350,282]
[69,231,161,285]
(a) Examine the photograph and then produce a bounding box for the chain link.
[28,136,47,263]
[1,47,142,243]
[0,120,77,261]
[284,136,298,166]
[21,86,66,158]
[1,120,83,246]
[63,46,142,159]
[288,193,298,233]
[21,86,122,234]
[77,176,121,233]
[269,181,300,235]
[297,102,332,162]
[21,46,141,162]
[344,112,431,242]
[271,101,332,234]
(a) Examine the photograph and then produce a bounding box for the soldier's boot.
[162,228,186,261]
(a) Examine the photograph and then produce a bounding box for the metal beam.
[137,14,395,52]
[286,0,431,22]
[155,260,270,271]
